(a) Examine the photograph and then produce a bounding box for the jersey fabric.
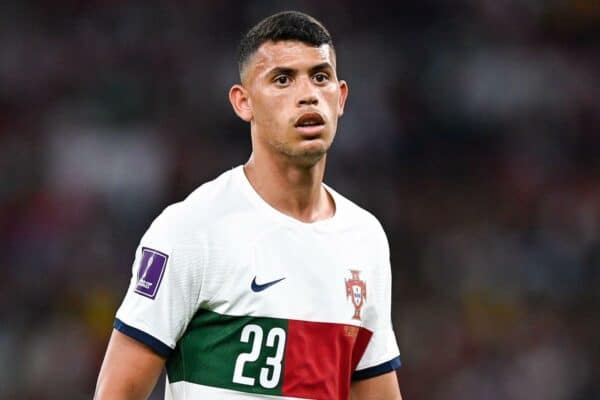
[115,166,401,400]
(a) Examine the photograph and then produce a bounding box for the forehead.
[244,41,336,79]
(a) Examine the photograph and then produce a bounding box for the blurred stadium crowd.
[0,1,598,399]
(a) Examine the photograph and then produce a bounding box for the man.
[95,11,402,400]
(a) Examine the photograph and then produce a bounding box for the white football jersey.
[115,166,400,400]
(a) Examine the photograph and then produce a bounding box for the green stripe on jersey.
[167,309,288,396]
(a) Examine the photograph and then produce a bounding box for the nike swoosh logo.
[251,276,286,292]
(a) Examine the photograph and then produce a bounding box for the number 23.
[232,324,286,389]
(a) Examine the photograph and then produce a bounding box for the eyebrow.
[268,67,296,78]
[266,62,335,78]
[309,62,334,74]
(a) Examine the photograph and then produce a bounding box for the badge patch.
[345,270,367,320]
[134,248,168,299]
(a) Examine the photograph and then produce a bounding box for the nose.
[297,78,318,107]
[298,95,318,106]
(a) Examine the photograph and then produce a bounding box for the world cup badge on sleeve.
[345,269,367,320]
[135,248,168,299]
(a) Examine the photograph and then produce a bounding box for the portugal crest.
[345,270,367,320]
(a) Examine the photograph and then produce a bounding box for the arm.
[94,329,166,400]
[350,371,403,400]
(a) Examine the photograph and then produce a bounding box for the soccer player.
[95,11,403,400]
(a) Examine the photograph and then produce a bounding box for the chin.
[288,144,329,167]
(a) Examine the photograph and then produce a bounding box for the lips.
[294,112,325,127]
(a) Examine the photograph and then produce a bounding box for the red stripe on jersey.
[282,320,372,400]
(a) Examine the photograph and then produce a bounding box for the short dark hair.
[237,11,334,77]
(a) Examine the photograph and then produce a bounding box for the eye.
[274,75,290,86]
[313,72,329,84]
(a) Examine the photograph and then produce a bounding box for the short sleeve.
[353,224,401,380]
[115,205,205,357]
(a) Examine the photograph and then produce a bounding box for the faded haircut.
[237,11,334,78]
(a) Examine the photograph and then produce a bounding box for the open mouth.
[295,112,325,127]
[294,112,325,135]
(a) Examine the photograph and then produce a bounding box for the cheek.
[323,88,341,113]
[253,92,292,126]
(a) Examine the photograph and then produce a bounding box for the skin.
[229,40,348,222]
[94,330,165,399]
[94,40,402,400]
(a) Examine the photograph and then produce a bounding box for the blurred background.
[1,1,598,399]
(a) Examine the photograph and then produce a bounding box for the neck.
[243,151,335,223]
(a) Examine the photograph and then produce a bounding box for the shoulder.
[327,185,388,242]
[143,167,245,243]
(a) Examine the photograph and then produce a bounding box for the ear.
[229,84,253,122]
[337,80,349,117]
